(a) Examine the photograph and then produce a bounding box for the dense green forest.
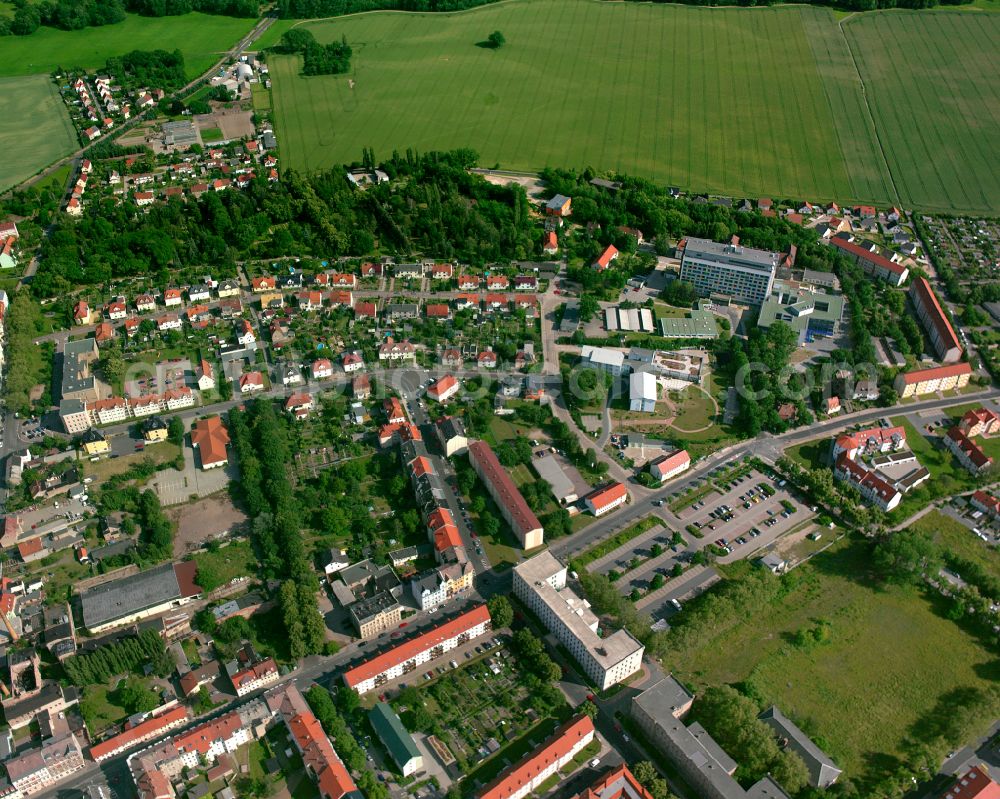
[0,0,253,37]
[276,0,966,20]
[105,49,187,91]
[276,29,353,76]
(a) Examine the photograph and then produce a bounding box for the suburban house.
[545,194,572,217]
[593,244,619,271]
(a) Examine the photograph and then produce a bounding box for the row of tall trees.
[228,403,328,659]
[0,0,125,36]
[63,628,169,683]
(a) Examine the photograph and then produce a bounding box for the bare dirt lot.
[170,494,248,557]
[195,107,254,141]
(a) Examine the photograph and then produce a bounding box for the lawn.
[79,684,128,737]
[0,13,257,79]
[83,442,181,485]
[191,539,256,590]
[664,535,1000,784]
[0,74,76,190]
[201,126,224,143]
[886,417,981,519]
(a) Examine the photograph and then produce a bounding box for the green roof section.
[369,702,421,768]
[657,308,718,339]
[757,279,845,343]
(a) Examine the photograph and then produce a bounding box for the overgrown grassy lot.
[664,536,1000,785]
[266,0,1000,214]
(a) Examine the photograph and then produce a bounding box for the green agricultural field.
[664,536,1000,784]
[843,10,1000,213]
[269,1,884,204]
[0,13,257,79]
[267,0,1000,213]
[0,74,76,190]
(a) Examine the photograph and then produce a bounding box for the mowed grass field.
[267,0,1000,213]
[0,74,77,189]
[844,10,1000,213]
[268,1,887,203]
[664,536,1000,783]
[0,13,257,79]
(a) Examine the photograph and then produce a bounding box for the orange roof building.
[342,604,492,694]
[477,716,596,799]
[583,482,628,517]
[468,441,543,549]
[191,416,230,469]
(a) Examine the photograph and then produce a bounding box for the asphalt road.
[550,387,1000,562]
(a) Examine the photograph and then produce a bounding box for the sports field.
[266,0,1000,213]
[0,74,77,190]
[0,13,257,79]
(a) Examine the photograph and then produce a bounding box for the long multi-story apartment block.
[678,237,779,306]
[60,388,196,433]
[477,716,595,799]
[90,706,190,762]
[894,362,973,398]
[513,552,644,690]
[830,237,909,287]
[909,277,962,363]
[342,604,492,695]
[468,440,544,549]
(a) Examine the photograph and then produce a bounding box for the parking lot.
[675,472,814,561]
[943,497,1000,544]
[581,468,815,604]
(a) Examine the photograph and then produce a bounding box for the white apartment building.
[513,551,644,690]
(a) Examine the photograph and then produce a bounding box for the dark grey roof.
[80,562,182,629]
[759,706,841,788]
[436,416,466,441]
[350,591,400,624]
[61,338,100,400]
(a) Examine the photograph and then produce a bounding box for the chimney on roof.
[730,234,740,246]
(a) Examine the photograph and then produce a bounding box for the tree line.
[125,0,258,18]
[0,0,125,36]
[277,0,497,19]
[228,403,329,660]
[31,149,536,298]
[63,628,169,683]
[305,685,389,799]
